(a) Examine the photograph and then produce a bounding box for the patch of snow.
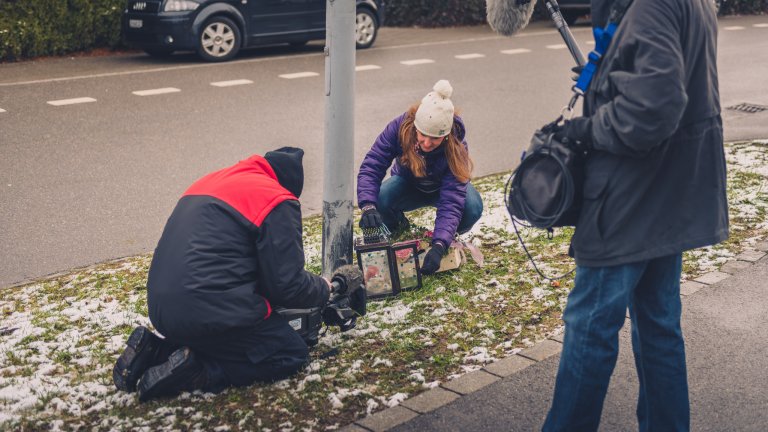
[463,347,496,364]
[372,358,393,368]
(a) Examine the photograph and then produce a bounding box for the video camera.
[275,265,366,347]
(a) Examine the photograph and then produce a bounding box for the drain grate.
[726,103,768,114]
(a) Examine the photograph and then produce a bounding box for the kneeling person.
[113,147,335,401]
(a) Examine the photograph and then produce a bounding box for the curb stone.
[680,280,707,296]
[355,406,419,432]
[339,424,370,432]
[736,250,766,262]
[342,255,768,431]
[400,387,460,414]
[720,260,752,274]
[441,369,499,395]
[483,354,536,378]
[549,332,564,343]
[518,339,562,362]
[694,271,731,285]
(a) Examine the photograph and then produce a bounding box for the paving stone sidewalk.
[342,244,768,432]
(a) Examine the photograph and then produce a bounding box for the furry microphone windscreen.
[486,0,537,36]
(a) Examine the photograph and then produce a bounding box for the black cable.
[504,153,576,282]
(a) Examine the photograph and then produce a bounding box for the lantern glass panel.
[392,243,420,290]
[359,249,395,296]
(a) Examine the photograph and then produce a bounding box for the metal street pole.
[321,0,356,276]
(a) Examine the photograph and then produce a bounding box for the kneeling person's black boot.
[113,326,165,392]
[137,347,208,402]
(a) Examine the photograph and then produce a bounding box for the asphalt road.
[1,16,767,288]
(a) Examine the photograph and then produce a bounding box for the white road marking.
[47,97,97,106]
[0,108,6,113]
[723,26,745,30]
[400,59,435,66]
[546,44,568,50]
[279,72,319,79]
[0,27,595,88]
[356,64,382,71]
[132,87,180,96]
[500,48,531,55]
[586,40,596,45]
[455,53,485,60]
[754,23,768,28]
[210,79,253,87]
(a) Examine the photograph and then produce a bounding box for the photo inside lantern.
[358,246,396,298]
[392,240,421,291]
[355,238,423,299]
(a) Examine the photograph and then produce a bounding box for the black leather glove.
[553,117,593,153]
[420,241,446,275]
[359,204,383,229]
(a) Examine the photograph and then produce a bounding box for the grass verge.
[1,141,766,431]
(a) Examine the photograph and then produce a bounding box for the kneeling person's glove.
[553,117,593,153]
[330,265,366,317]
[323,265,367,331]
[359,204,383,229]
[420,241,446,275]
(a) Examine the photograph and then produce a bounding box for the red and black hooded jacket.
[147,148,329,341]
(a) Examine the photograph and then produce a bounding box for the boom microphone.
[486,0,537,36]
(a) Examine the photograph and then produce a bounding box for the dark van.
[122,0,385,62]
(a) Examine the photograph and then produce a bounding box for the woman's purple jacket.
[357,112,469,247]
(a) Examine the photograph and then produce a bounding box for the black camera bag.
[506,127,585,229]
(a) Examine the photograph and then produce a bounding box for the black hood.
[264,147,305,198]
[591,0,615,29]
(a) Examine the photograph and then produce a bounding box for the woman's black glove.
[420,242,446,275]
[359,205,383,229]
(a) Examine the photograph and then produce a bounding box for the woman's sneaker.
[113,326,163,392]
[137,347,207,402]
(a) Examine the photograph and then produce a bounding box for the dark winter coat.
[357,113,469,247]
[147,155,329,342]
[573,0,729,266]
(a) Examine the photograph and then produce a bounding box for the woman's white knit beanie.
[415,80,454,138]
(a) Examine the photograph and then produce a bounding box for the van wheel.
[197,16,241,62]
[355,9,378,49]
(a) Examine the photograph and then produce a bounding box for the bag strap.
[570,0,634,105]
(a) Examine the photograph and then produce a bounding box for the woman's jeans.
[543,253,689,432]
[377,176,483,236]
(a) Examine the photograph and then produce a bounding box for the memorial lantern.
[355,228,422,299]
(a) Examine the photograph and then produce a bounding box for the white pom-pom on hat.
[415,80,455,138]
[432,79,453,99]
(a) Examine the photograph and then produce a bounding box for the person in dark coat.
[112,147,334,402]
[357,80,483,275]
[542,0,728,430]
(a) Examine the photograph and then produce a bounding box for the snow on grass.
[1,142,766,430]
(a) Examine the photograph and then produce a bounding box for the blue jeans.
[543,253,689,432]
[377,175,483,235]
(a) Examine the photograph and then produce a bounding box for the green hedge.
[384,0,768,26]
[384,0,488,27]
[0,0,124,61]
[720,0,768,15]
[0,0,766,61]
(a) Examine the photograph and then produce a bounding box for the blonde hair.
[398,105,473,183]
